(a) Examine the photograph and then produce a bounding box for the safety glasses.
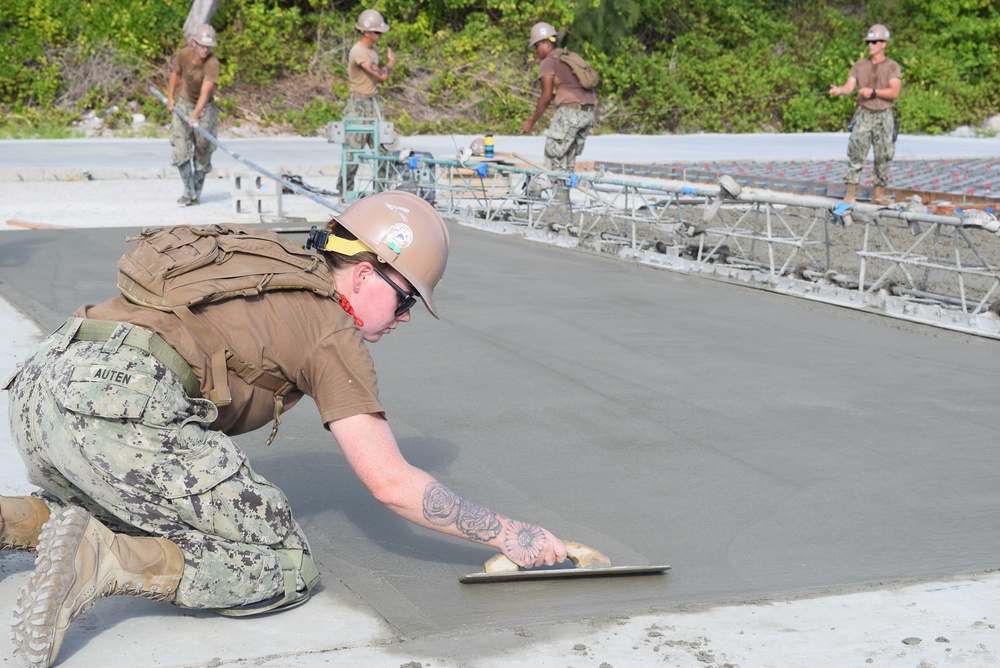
[370,264,417,317]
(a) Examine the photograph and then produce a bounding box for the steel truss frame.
[355,151,1000,339]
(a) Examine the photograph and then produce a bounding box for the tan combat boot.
[872,185,891,205]
[843,183,857,204]
[0,495,51,550]
[11,507,184,668]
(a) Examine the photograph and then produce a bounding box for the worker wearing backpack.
[4,191,567,668]
[521,22,598,180]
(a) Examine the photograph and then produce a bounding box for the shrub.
[1,0,998,136]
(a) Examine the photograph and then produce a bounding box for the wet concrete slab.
[2,220,999,640]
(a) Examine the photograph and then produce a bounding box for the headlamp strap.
[307,226,373,256]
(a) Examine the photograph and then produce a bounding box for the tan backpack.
[558,49,600,91]
[117,224,338,444]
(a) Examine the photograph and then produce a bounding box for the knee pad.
[213,549,320,617]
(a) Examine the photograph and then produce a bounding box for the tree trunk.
[183,0,221,39]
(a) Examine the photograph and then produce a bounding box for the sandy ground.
[1,147,999,667]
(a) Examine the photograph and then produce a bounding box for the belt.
[348,93,378,101]
[559,103,594,111]
[57,318,202,398]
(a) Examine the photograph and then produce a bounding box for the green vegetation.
[2,0,999,138]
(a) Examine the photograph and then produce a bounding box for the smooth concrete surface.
[3,220,1000,630]
[2,135,1000,667]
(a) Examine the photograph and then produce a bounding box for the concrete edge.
[0,165,341,183]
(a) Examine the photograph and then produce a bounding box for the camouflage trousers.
[845,108,895,187]
[544,106,595,173]
[337,95,385,192]
[170,98,219,173]
[5,319,314,611]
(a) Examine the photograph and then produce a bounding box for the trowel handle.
[482,540,612,573]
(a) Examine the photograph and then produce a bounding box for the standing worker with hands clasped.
[338,9,396,196]
[4,191,567,668]
[830,24,902,205]
[167,23,220,207]
[521,22,597,187]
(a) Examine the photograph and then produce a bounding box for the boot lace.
[0,537,35,551]
[103,578,175,601]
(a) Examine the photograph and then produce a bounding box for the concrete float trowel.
[460,540,670,583]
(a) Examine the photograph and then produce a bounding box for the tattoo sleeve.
[422,482,502,543]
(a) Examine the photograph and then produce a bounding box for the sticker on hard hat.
[383,223,413,255]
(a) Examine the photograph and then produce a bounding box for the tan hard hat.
[469,137,486,154]
[356,9,390,33]
[865,24,890,42]
[529,22,557,48]
[333,191,449,317]
[192,24,217,47]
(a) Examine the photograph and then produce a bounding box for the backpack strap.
[224,351,294,447]
[173,304,292,446]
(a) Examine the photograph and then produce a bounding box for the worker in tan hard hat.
[5,190,567,667]
[167,23,220,206]
[521,22,597,175]
[830,24,902,205]
[337,8,397,196]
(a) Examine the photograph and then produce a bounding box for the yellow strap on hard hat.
[318,234,373,257]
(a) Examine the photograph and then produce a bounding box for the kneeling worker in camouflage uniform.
[4,191,567,667]
[830,24,902,205]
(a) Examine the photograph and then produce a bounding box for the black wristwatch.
[870,89,877,99]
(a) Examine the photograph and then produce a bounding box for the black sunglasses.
[370,264,417,317]
[866,40,886,44]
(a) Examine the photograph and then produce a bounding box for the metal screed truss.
[366,150,1000,339]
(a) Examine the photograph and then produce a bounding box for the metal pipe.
[388,150,972,229]
[149,85,344,215]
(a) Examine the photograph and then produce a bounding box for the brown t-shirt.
[849,57,901,112]
[174,45,220,105]
[348,42,379,97]
[539,48,597,107]
[76,290,384,436]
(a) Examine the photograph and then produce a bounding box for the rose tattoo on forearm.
[422,482,502,542]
